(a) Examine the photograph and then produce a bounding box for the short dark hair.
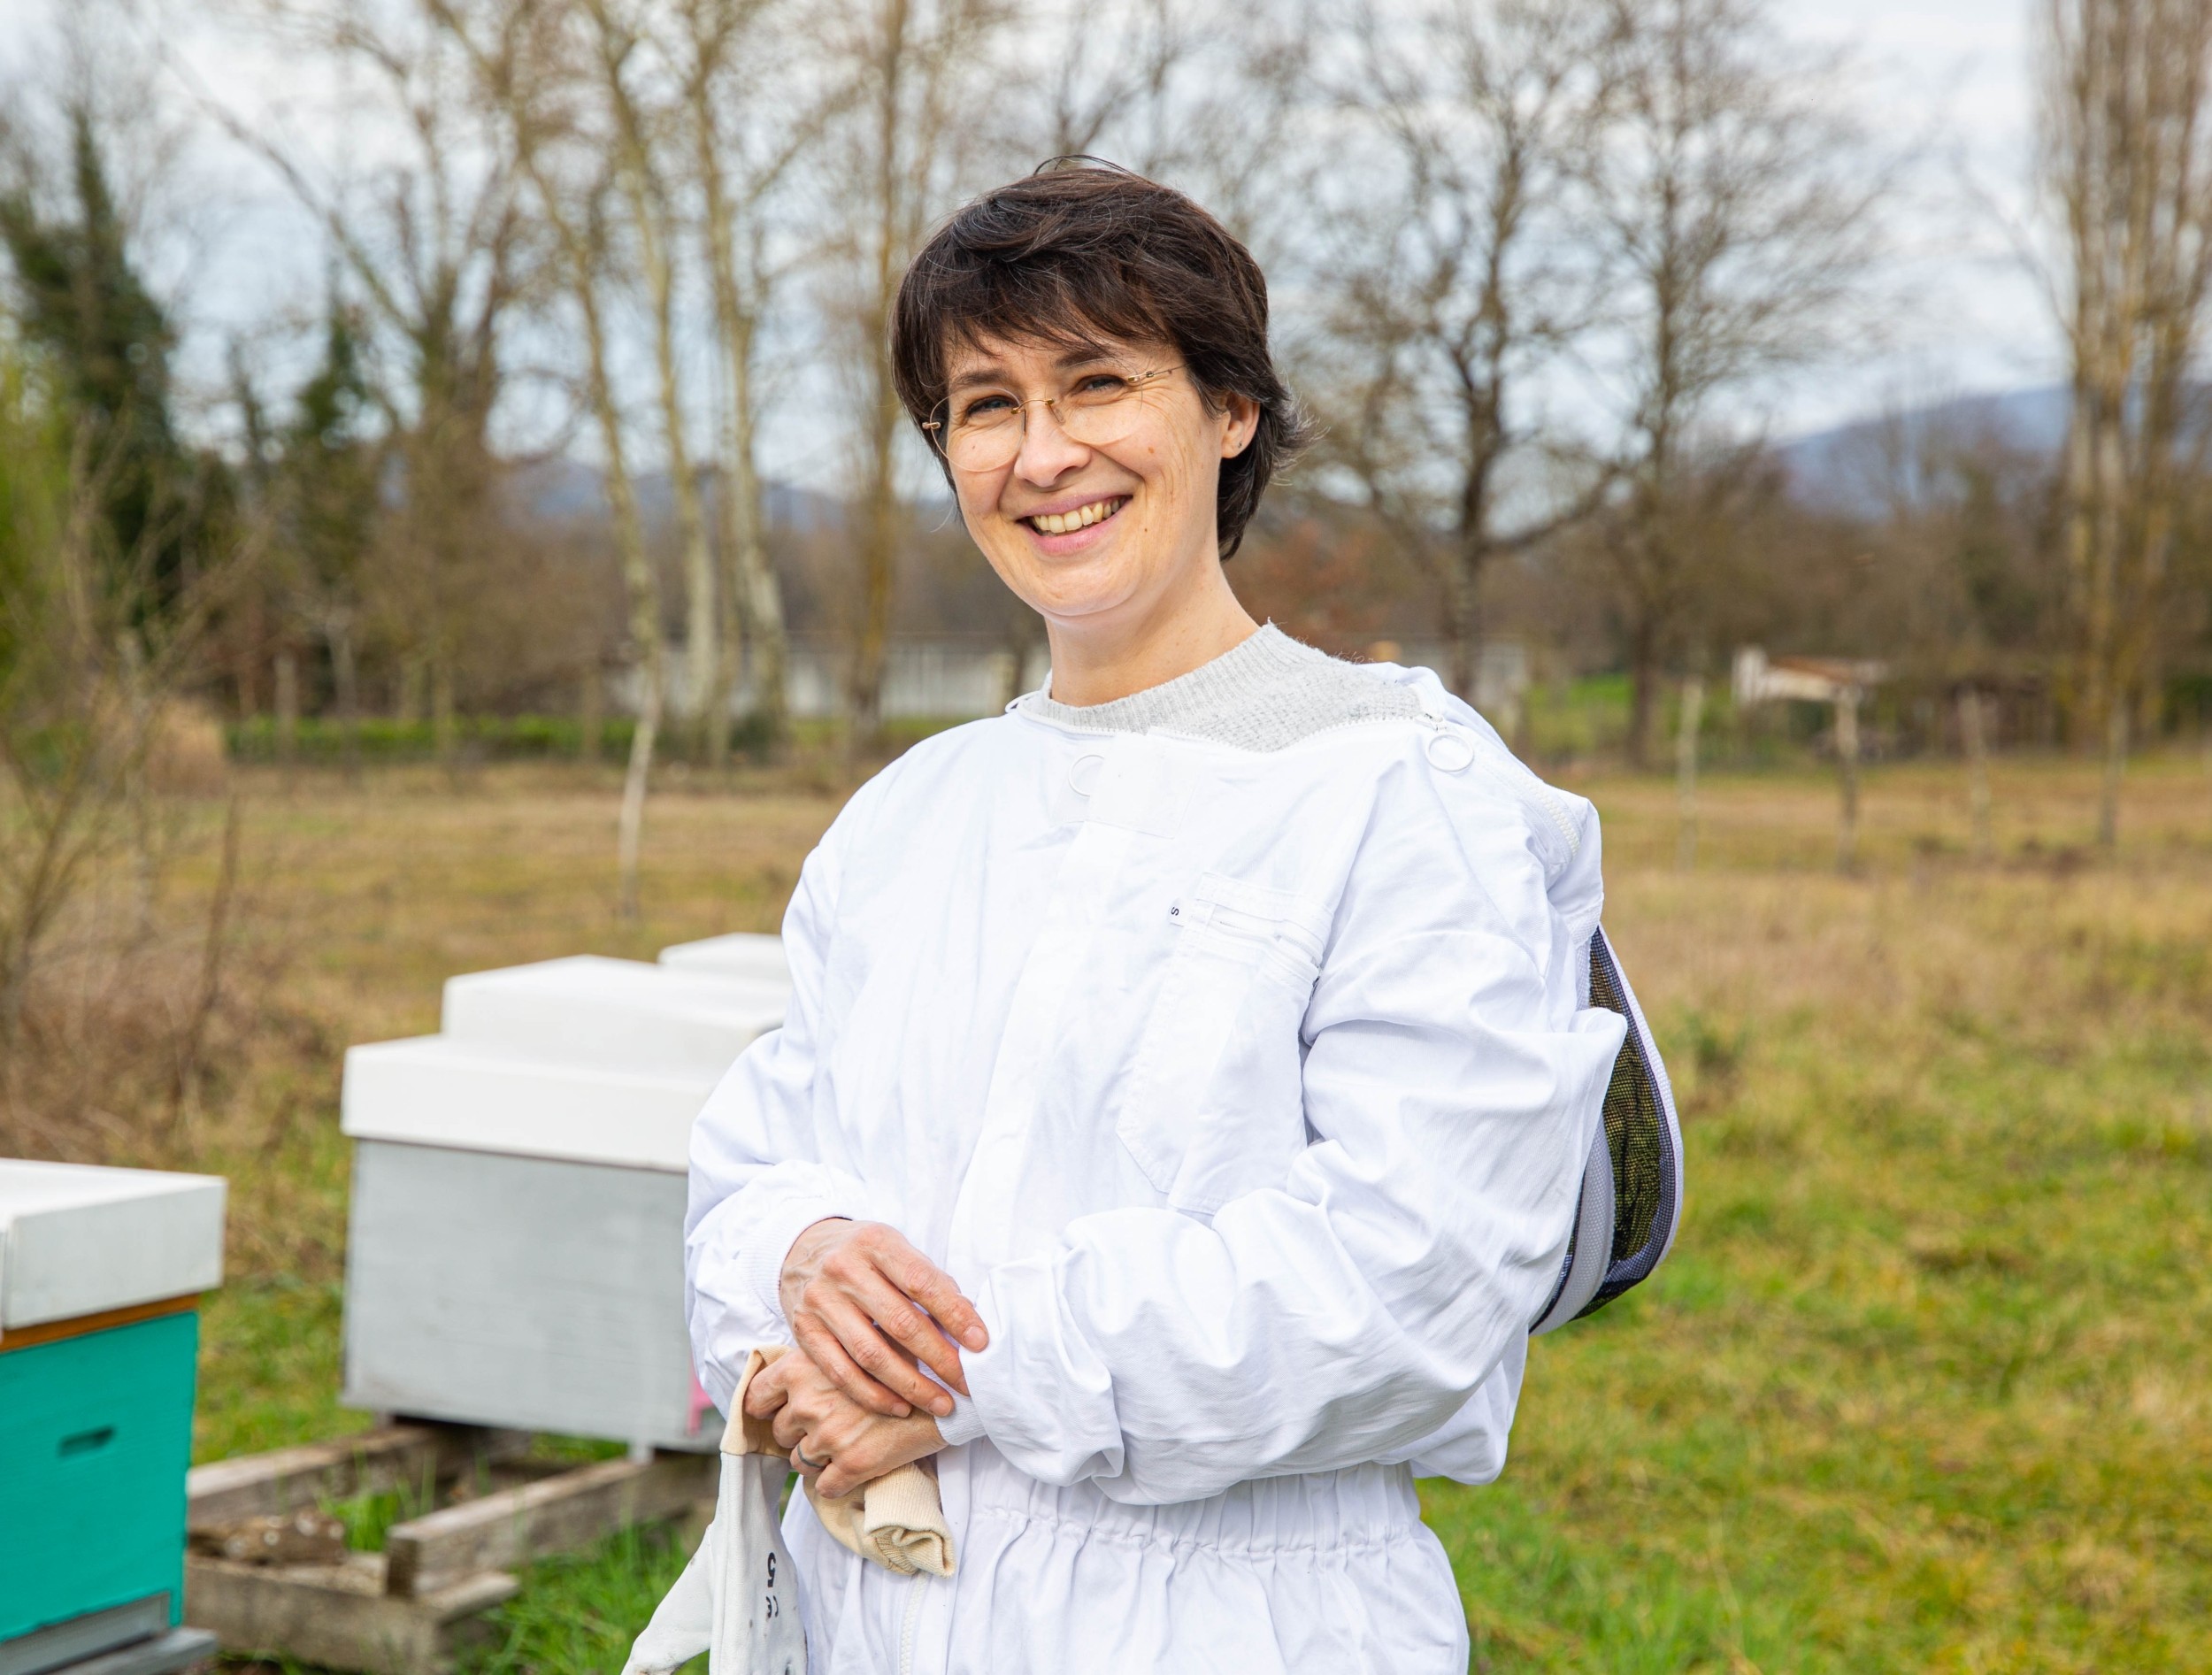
[891,162,1312,559]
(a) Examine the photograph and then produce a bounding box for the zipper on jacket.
[897,1571,927,1675]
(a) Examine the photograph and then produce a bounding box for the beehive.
[339,949,787,1452]
[657,932,790,987]
[0,1162,226,1666]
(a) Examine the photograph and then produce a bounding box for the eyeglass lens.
[935,369,1171,470]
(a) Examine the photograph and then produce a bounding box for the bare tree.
[2037,0,2212,849]
[431,0,667,917]
[1023,0,1197,169]
[675,0,813,757]
[821,0,1005,750]
[200,0,530,765]
[1310,0,1613,703]
[0,351,244,1053]
[1586,0,1887,765]
[585,0,723,765]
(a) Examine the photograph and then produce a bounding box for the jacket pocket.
[1116,873,1328,1216]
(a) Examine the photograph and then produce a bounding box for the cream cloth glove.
[745,1344,957,1578]
[623,1347,960,1675]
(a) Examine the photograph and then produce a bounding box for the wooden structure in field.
[182,1422,711,1675]
[0,1161,226,1675]
[1732,648,1890,870]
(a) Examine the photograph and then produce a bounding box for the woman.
[685,164,1628,1672]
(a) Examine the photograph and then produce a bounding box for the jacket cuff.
[933,1394,986,1448]
[741,1195,864,1327]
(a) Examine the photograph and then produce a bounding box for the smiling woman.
[672,162,1658,1675]
[889,163,1313,704]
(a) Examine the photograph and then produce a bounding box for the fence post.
[1676,676,1705,872]
[580,663,604,765]
[1959,687,1993,862]
[274,649,299,788]
[1835,686,1862,873]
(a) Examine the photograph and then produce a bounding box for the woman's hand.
[779,1218,987,1419]
[745,1346,945,1500]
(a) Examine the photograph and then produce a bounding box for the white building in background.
[1732,647,1886,708]
[632,635,1526,725]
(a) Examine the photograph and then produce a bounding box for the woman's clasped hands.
[742,1218,987,1500]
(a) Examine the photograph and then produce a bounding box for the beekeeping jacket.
[686,632,1627,1674]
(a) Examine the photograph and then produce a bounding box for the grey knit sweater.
[1018,625,1421,753]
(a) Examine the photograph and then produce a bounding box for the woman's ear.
[1221,393,1261,459]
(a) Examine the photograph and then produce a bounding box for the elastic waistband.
[956,1451,1424,1560]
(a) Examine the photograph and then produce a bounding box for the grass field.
[156,748,2212,1673]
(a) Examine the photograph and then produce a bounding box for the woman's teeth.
[1027,496,1126,534]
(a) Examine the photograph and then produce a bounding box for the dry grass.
[28,746,2207,1671]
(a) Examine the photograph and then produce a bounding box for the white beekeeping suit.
[684,657,1624,1673]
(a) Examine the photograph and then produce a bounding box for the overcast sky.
[0,0,2056,480]
[1770,0,2055,423]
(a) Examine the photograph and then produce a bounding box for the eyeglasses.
[923,365,1183,473]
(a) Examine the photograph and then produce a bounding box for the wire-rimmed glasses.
[923,365,1183,473]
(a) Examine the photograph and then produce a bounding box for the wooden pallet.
[182,1423,712,1675]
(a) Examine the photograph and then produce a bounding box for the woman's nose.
[1013,400,1089,483]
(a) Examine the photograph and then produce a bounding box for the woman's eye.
[958,394,1017,423]
[1075,373,1130,396]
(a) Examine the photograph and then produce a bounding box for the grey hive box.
[1,1162,226,1672]
[339,949,787,1453]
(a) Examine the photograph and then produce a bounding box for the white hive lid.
[341,1036,720,1172]
[441,955,786,1080]
[657,932,790,987]
[0,1160,227,1332]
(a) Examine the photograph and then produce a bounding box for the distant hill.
[507,457,868,535]
[1777,386,2069,514]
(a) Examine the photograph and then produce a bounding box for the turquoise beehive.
[0,1162,226,1671]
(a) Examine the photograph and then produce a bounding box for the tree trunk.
[849,474,896,754]
[1834,688,1862,873]
[2200,695,2211,816]
[494,50,665,919]
[396,656,425,724]
[1624,619,1660,770]
[1443,545,1482,708]
[692,87,789,760]
[637,211,716,767]
[722,383,787,759]
[618,702,658,923]
[274,648,299,783]
[2097,696,2127,852]
[431,650,457,771]
[330,618,360,784]
[1959,687,1993,862]
[599,27,718,774]
[580,662,604,765]
[1675,675,1703,872]
[848,0,911,759]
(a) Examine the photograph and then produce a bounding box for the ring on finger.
[795,1442,830,1472]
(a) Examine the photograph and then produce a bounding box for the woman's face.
[938,332,1258,637]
